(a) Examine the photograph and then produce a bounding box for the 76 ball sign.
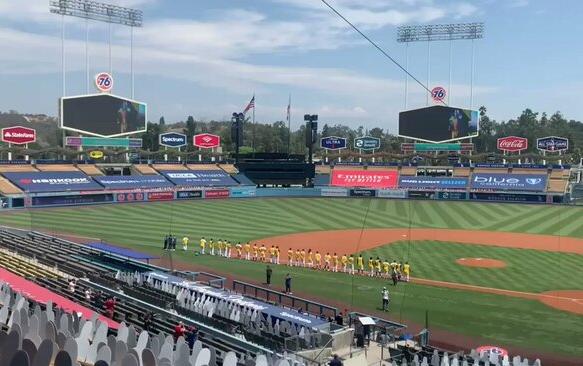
[95,72,113,92]
[431,86,446,103]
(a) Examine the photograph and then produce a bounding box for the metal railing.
[232,280,337,318]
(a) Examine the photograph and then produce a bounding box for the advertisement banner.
[176,190,203,199]
[354,136,380,150]
[147,191,174,201]
[436,191,468,200]
[320,187,348,197]
[94,176,174,190]
[160,170,238,186]
[116,192,145,202]
[66,136,142,148]
[331,170,398,189]
[497,136,528,152]
[536,136,568,152]
[32,193,113,206]
[3,172,103,193]
[399,177,468,190]
[159,132,187,148]
[376,189,407,199]
[408,191,435,199]
[470,192,546,203]
[205,189,230,199]
[470,173,547,192]
[1,126,36,145]
[193,133,220,149]
[230,187,257,198]
[320,136,347,150]
[349,189,376,197]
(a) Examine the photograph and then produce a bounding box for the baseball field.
[2,198,582,360]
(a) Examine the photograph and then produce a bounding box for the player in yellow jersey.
[382,260,391,279]
[275,246,280,265]
[182,236,189,251]
[252,243,259,261]
[236,242,243,259]
[324,253,332,271]
[375,257,382,277]
[210,239,216,256]
[357,255,364,274]
[332,253,339,272]
[260,244,267,262]
[244,242,252,260]
[307,249,314,268]
[225,241,232,258]
[219,240,226,257]
[295,249,301,267]
[199,237,207,255]
[269,246,275,264]
[368,257,374,277]
[403,262,411,282]
[348,254,355,275]
[300,249,306,267]
[315,251,322,269]
[341,254,348,273]
[287,248,294,266]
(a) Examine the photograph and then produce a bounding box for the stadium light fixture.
[397,22,484,109]
[49,0,143,97]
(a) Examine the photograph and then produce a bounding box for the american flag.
[243,96,255,114]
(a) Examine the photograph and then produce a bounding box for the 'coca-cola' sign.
[497,136,528,152]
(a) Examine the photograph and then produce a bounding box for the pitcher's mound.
[456,258,506,268]
[539,290,583,315]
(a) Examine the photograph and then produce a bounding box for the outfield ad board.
[147,191,174,201]
[470,192,547,203]
[159,132,187,148]
[32,193,114,206]
[320,187,348,197]
[399,177,468,190]
[176,190,203,199]
[331,170,398,189]
[376,189,407,199]
[470,173,547,192]
[160,170,238,187]
[536,136,568,152]
[3,172,103,193]
[230,187,257,198]
[320,136,347,150]
[205,189,230,199]
[116,192,145,202]
[349,189,376,197]
[94,176,174,190]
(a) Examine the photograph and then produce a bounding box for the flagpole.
[252,93,256,154]
[287,94,291,158]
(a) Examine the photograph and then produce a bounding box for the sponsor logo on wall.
[470,173,547,192]
[497,136,528,152]
[331,170,398,189]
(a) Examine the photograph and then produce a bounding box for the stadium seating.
[473,167,510,174]
[547,179,568,193]
[332,165,364,171]
[511,168,548,175]
[133,164,159,175]
[0,176,22,195]
[0,164,38,172]
[77,164,104,176]
[452,167,471,177]
[186,164,222,171]
[366,166,398,171]
[153,164,187,171]
[400,166,417,176]
[219,164,239,174]
[35,164,80,172]
[315,165,331,174]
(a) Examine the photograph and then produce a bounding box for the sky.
[0,0,582,133]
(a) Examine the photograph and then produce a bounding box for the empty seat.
[77,165,104,176]
[134,165,159,175]
[0,177,22,194]
[36,164,79,172]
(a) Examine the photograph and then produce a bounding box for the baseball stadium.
[1,1,583,366]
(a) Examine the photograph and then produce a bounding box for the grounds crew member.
[182,236,189,251]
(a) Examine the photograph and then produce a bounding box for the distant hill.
[0,111,59,147]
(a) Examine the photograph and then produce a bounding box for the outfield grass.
[1,198,583,356]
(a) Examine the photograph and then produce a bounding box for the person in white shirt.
[381,287,390,312]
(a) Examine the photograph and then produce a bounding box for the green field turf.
[1,198,583,357]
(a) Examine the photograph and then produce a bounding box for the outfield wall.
[0,185,566,209]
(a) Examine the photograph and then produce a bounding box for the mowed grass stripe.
[481,205,555,232]
[526,205,582,235]
[508,207,564,234]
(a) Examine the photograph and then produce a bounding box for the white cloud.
[508,0,529,7]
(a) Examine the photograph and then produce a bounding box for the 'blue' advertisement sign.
[470,173,547,192]
[94,175,174,189]
[399,177,468,190]
[159,132,187,148]
[160,170,238,187]
[320,136,347,150]
[3,172,103,193]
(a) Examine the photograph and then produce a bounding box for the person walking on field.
[266,265,273,287]
[381,287,390,311]
[285,273,292,294]
[182,236,189,251]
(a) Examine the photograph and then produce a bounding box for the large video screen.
[60,94,147,137]
[399,106,479,143]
